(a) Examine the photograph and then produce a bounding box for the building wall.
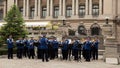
[0,0,120,41]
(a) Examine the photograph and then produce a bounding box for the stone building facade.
[0,0,120,46]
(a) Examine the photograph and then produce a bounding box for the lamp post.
[114,16,120,24]
[105,17,109,24]
[63,19,66,25]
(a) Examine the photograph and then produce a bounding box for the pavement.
[0,56,120,68]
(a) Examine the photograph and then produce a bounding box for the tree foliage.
[0,4,28,42]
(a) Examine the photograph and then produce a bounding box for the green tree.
[0,4,28,41]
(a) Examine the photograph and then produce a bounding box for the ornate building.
[0,0,120,48]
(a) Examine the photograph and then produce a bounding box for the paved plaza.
[0,56,119,68]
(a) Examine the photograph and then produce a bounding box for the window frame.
[79,5,85,17]
[53,6,59,18]
[66,5,72,18]
[41,6,47,18]
[92,4,99,16]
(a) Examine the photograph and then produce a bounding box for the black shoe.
[46,60,49,62]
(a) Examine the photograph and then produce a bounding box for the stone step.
[98,50,105,55]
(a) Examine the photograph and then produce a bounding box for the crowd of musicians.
[7,35,99,62]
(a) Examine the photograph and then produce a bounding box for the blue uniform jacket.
[62,40,69,50]
[40,37,48,49]
[72,40,79,50]
[16,40,24,49]
[28,40,34,49]
[93,40,99,49]
[84,41,92,50]
[52,40,59,49]
[24,40,29,48]
[7,39,13,48]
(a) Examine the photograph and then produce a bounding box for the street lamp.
[114,16,120,24]
[105,17,109,24]
[63,19,66,25]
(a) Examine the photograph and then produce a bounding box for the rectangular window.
[41,6,47,18]
[19,7,23,16]
[54,6,59,18]
[92,4,99,16]
[29,7,35,19]
[66,6,72,17]
[79,5,85,17]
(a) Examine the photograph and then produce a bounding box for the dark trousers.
[68,48,72,60]
[17,48,23,59]
[49,49,54,59]
[53,48,58,59]
[23,47,29,57]
[28,49,34,59]
[62,50,68,60]
[37,49,42,59]
[78,49,81,59]
[92,48,98,60]
[82,49,86,59]
[85,50,91,62]
[73,49,79,61]
[41,49,49,62]
[8,48,13,59]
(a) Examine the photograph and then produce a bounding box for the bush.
[0,48,17,55]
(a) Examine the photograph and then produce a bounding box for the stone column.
[34,0,38,19]
[15,0,18,6]
[63,0,66,18]
[50,0,53,18]
[26,0,29,19]
[103,24,120,64]
[3,1,6,18]
[85,0,88,15]
[75,0,79,17]
[47,0,50,17]
[89,0,92,15]
[72,0,75,16]
[23,0,26,19]
[38,0,41,19]
[59,0,62,18]
[99,0,102,15]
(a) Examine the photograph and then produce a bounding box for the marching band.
[7,35,99,62]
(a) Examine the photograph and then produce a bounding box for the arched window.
[78,25,87,35]
[90,23,101,36]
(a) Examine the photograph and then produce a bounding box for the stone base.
[106,58,119,65]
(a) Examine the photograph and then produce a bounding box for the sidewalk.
[0,55,119,68]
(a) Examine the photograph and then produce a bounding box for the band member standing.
[7,35,14,59]
[92,37,99,60]
[23,37,29,58]
[84,37,92,62]
[52,37,59,59]
[28,37,35,59]
[40,35,49,62]
[68,39,73,61]
[16,37,24,59]
[62,38,69,60]
[72,37,79,61]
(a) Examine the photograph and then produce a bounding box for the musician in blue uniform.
[7,35,14,59]
[72,37,79,61]
[16,37,24,59]
[62,38,69,60]
[23,37,29,58]
[28,37,35,59]
[40,35,49,62]
[52,37,59,59]
[48,38,54,59]
[84,37,92,62]
[92,37,99,60]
